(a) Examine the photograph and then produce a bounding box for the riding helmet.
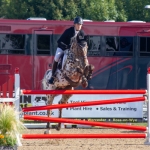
[74,16,83,25]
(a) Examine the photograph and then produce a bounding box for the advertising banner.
[21,94,144,118]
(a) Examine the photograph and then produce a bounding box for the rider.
[48,16,85,84]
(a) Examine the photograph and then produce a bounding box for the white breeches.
[54,47,64,62]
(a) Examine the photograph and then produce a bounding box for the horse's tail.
[41,69,52,90]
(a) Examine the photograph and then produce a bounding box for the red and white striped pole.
[145,68,150,145]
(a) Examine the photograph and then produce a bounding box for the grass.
[22,118,148,127]
[0,104,26,146]
[132,123,147,126]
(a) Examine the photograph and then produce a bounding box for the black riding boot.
[48,61,58,84]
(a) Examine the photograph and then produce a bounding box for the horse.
[42,36,94,134]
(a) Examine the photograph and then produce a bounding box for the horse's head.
[70,36,88,67]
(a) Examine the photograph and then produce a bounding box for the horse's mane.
[70,36,88,68]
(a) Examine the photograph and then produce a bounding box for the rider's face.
[74,24,82,31]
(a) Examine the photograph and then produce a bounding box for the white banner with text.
[21,94,144,118]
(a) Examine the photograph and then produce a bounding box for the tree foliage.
[0,0,149,22]
[122,0,150,22]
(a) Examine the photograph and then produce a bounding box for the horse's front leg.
[56,107,62,131]
[56,94,72,131]
[44,94,54,134]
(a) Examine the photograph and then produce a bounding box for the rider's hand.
[67,44,71,49]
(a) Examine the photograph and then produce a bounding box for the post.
[14,68,20,112]
[145,68,150,144]
[14,68,22,146]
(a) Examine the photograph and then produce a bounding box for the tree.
[5,0,35,19]
[0,0,10,18]
[74,0,126,21]
[122,0,150,22]
[47,0,77,20]
[0,0,145,22]
[115,0,127,21]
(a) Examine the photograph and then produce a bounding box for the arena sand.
[18,128,150,150]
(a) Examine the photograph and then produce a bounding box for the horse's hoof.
[56,126,61,131]
[44,130,51,134]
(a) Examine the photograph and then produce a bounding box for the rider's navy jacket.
[57,26,85,50]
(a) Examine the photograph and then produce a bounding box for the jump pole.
[21,89,147,95]
[23,96,146,112]
[22,133,147,139]
[24,115,147,131]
